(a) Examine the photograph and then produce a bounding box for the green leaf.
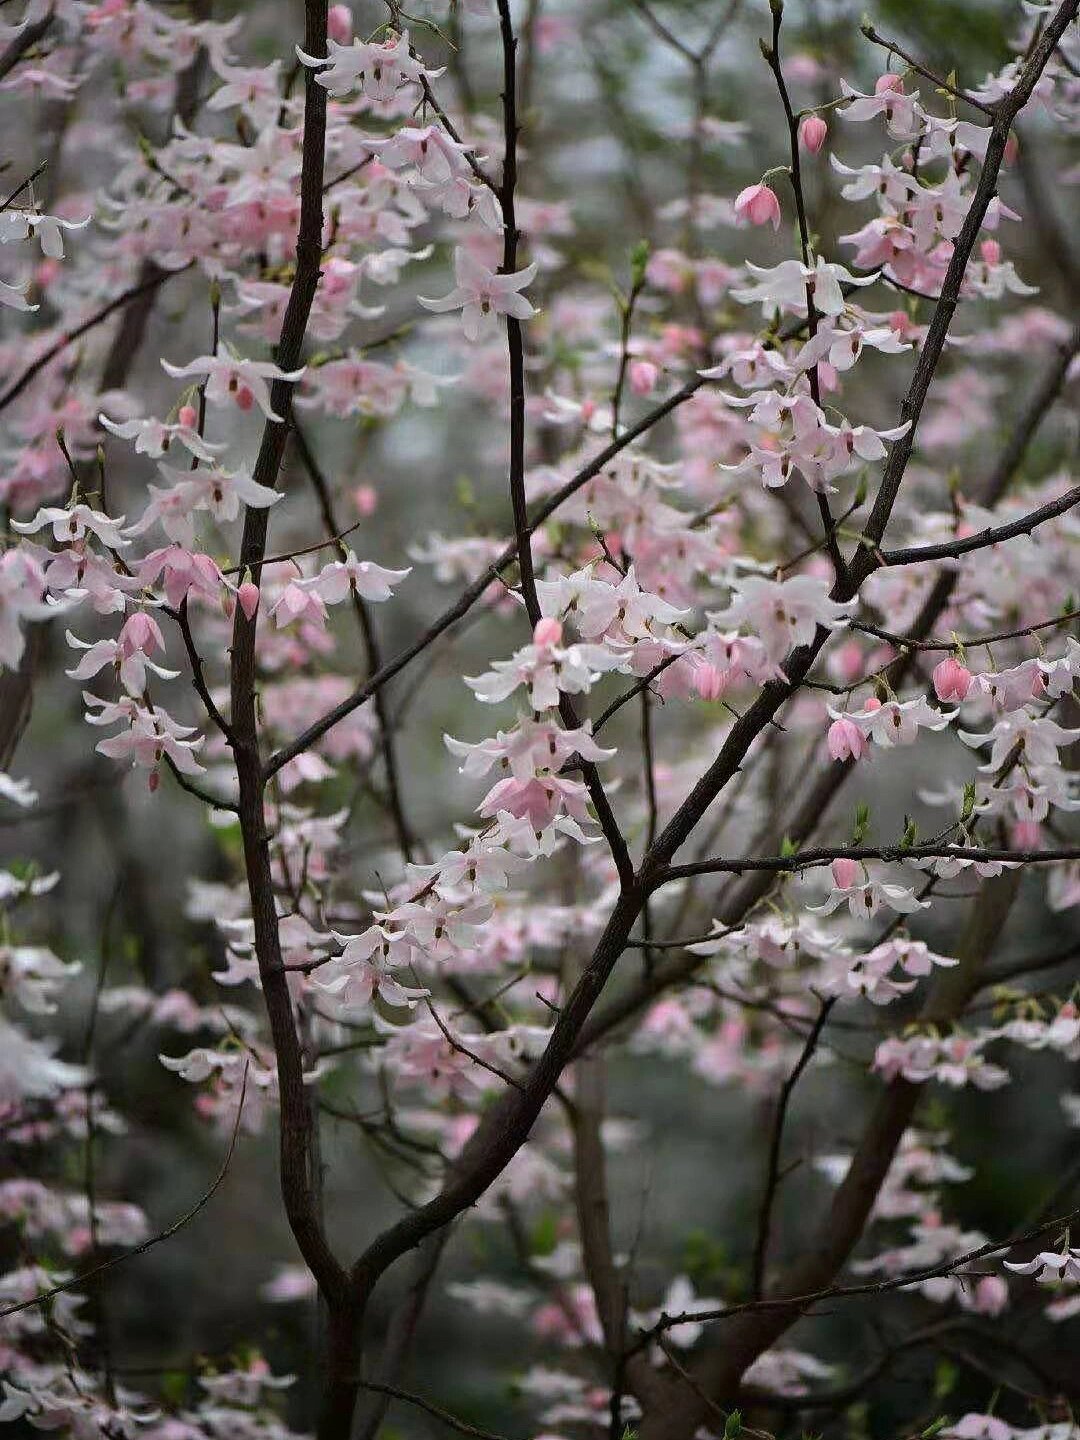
[161,1371,188,1407]
[933,1357,958,1399]
[629,238,651,289]
[530,1212,558,1257]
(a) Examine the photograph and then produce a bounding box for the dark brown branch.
[852,608,1078,652]
[636,871,1024,1439]
[573,319,1078,1059]
[353,1230,451,1440]
[860,23,996,115]
[0,7,54,82]
[264,375,706,778]
[290,422,415,861]
[749,996,835,1298]
[0,1065,247,1321]
[0,159,48,214]
[763,5,848,587]
[645,1191,1080,1341]
[169,598,233,742]
[0,265,186,416]
[852,0,1078,582]
[357,1380,512,1440]
[658,842,1080,885]
[225,0,349,1327]
[878,484,1079,566]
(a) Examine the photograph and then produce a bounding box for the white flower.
[12,504,128,550]
[709,574,849,664]
[296,29,439,101]
[307,552,411,604]
[161,354,305,423]
[810,877,930,921]
[420,247,538,341]
[1004,1248,1080,1284]
[732,257,878,318]
[0,207,90,258]
[835,695,955,749]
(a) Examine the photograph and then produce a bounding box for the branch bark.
[637,869,1023,1438]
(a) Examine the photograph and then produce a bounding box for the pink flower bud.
[533,617,563,649]
[178,404,198,429]
[833,640,864,683]
[863,696,882,712]
[817,359,839,393]
[971,1275,1008,1316]
[148,769,160,793]
[932,656,972,702]
[238,581,261,621]
[327,3,352,43]
[119,611,164,658]
[875,72,905,95]
[35,258,61,289]
[693,663,727,702]
[980,238,1002,266]
[235,385,255,412]
[354,484,377,516]
[1003,133,1019,166]
[827,716,868,763]
[888,310,913,338]
[629,360,659,396]
[1010,819,1041,850]
[798,115,828,154]
[831,857,860,890]
[734,183,781,231]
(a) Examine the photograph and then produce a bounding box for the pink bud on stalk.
[328,4,352,43]
[238,582,261,621]
[933,656,972,702]
[979,238,1002,266]
[798,115,828,154]
[1010,819,1041,850]
[831,857,860,889]
[629,360,659,396]
[533,617,563,649]
[693,663,727,701]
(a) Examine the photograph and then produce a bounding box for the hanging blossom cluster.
[0,0,1078,1437]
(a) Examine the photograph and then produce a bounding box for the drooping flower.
[733,183,781,230]
[419,247,538,341]
[160,355,306,423]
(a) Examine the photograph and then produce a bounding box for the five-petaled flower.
[419,248,538,341]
